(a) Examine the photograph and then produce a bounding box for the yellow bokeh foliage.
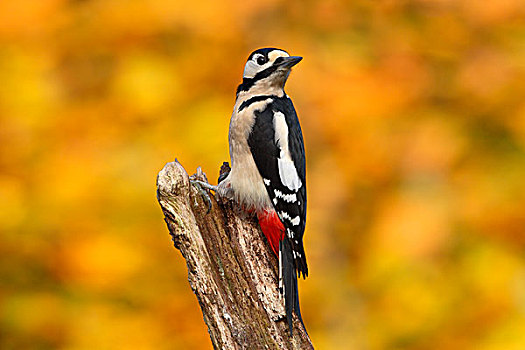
[1,0,525,349]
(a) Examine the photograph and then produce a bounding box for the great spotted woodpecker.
[197,48,308,333]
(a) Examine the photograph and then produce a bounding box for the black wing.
[247,95,308,333]
[247,96,308,277]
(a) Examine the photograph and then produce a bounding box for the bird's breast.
[226,98,274,211]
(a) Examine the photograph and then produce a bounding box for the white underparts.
[273,112,302,191]
[224,97,275,211]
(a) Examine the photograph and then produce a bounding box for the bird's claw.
[190,177,217,214]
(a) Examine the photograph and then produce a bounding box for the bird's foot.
[190,179,218,192]
[190,168,217,213]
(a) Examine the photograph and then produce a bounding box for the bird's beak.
[277,56,303,69]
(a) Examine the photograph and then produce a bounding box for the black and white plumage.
[247,95,308,277]
[217,48,308,333]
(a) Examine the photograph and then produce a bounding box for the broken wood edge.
[156,160,313,349]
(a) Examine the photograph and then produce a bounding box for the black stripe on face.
[238,95,276,112]
[237,64,281,93]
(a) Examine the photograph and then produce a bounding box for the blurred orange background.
[1,0,525,349]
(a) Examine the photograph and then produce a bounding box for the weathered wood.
[156,160,313,349]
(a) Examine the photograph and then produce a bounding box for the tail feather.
[280,239,307,335]
[259,210,307,334]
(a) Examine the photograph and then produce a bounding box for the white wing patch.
[273,111,302,191]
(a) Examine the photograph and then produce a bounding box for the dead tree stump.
[156,160,313,349]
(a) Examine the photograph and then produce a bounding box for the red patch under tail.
[257,210,285,256]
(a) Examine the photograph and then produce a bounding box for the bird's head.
[237,48,302,95]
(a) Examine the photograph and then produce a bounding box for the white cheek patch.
[273,111,302,191]
[243,50,290,78]
[243,60,259,78]
[243,59,274,78]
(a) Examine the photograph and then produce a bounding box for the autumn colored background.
[2,0,525,349]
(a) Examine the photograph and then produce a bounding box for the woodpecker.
[214,48,308,333]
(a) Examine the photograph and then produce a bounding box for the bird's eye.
[256,56,267,65]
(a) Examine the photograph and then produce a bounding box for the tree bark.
[156,160,313,349]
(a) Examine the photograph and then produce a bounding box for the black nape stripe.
[238,95,277,112]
